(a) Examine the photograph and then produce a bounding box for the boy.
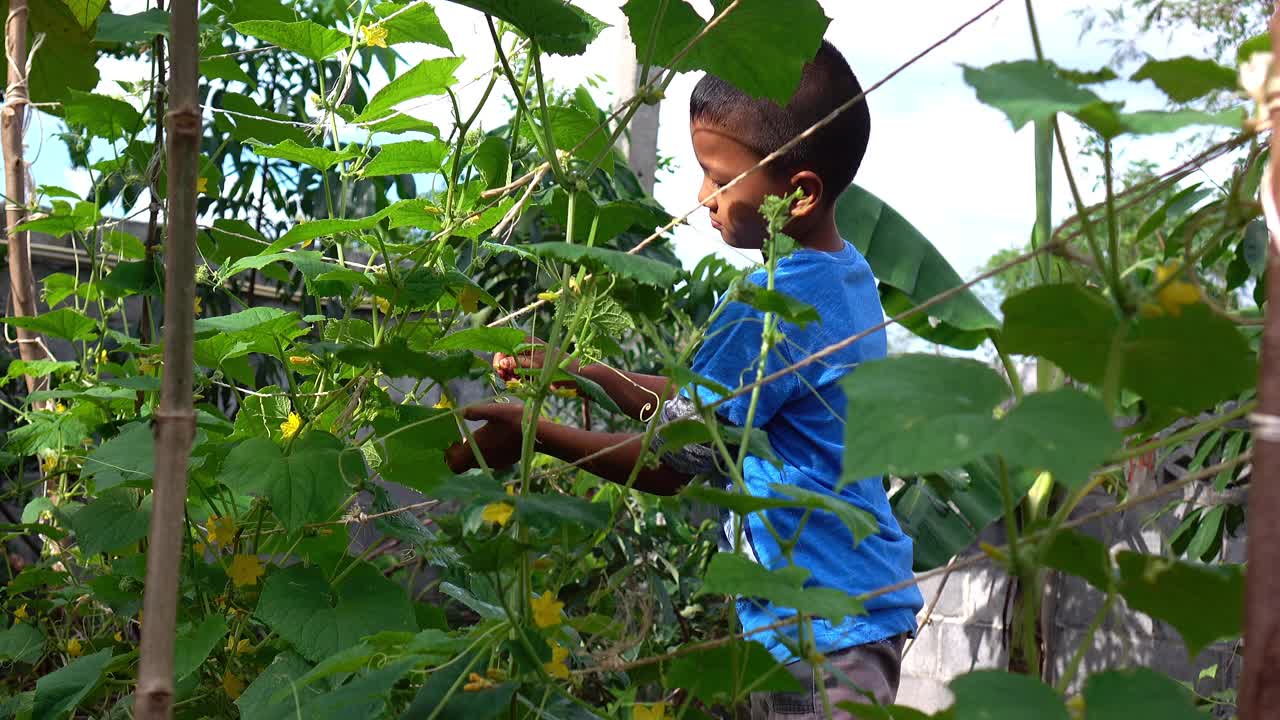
[446,41,922,717]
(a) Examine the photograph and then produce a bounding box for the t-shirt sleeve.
[683,296,798,428]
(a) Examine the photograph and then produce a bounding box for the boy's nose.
[697,178,718,212]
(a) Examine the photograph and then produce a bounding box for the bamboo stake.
[3,0,50,393]
[134,0,199,716]
[1240,17,1280,719]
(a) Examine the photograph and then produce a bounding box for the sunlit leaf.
[1131,57,1238,103]
[354,57,464,123]
[233,19,348,61]
[451,0,605,56]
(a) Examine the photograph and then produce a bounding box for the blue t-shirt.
[682,240,923,664]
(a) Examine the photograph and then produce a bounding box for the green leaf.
[193,306,301,341]
[527,105,613,170]
[174,615,228,680]
[372,1,452,50]
[1082,667,1209,720]
[94,9,169,42]
[1000,284,1114,383]
[249,139,362,170]
[63,91,142,140]
[1239,33,1270,64]
[289,658,419,719]
[3,308,98,342]
[0,622,45,664]
[337,339,480,382]
[354,57,464,123]
[431,327,524,354]
[31,649,112,720]
[359,112,440,136]
[836,185,998,344]
[841,355,1007,484]
[731,282,819,328]
[371,404,458,494]
[1114,552,1243,656]
[1041,529,1112,592]
[1077,105,1241,139]
[401,651,514,720]
[948,670,1068,720]
[237,652,314,720]
[1131,57,1238,103]
[220,433,352,532]
[60,0,107,28]
[962,60,1102,129]
[5,360,78,382]
[451,0,605,56]
[255,563,415,662]
[699,553,864,623]
[233,20,348,61]
[664,639,802,704]
[514,493,611,534]
[625,0,830,104]
[216,92,310,146]
[202,55,256,88]
[985,389,1121,490]
[528,242,679,287]
[67,487,151,556]
[4,1,98,106]
[360,140,450,176]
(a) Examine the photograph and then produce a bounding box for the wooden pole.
[3,0,50,393]
[1240,15,1280,719]
[134,0,199,717]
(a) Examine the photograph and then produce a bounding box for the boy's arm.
[494,340,676,421]
[446,402,691,496]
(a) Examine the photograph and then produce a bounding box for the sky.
[32,0,1244,288]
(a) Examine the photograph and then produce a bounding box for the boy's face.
[690,118,795,250]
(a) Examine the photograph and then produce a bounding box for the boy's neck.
[791,209,844,253]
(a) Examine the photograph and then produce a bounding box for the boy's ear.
[788,171,825,218]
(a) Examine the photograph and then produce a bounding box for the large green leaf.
[527,105,614,170]
[451,0,605,56]
[731,282,818,328]
[372,1,452,49]
[985,389,1120,490]
[431,327,524,354]
[31,649,112,720]
[67,487,151,556]
[841,355,1007,484]
[360,139,449,176]
[1131,57,1238,104]
[685,484,876,548]
[63,90,142,140]
[354,57,464,123]
[237,652,314,720]
[2,308,98,342]
[174,616,228,680]
[215,92,310,146]
[220,433,353,532]
[80,423,155,490]
[948,670,1068,720]
[95,8,169,42]
[962,60,1102,129]
[1076,105,1241,140]
[663,639,801,704]
[336,339,480,382]
[249,139,362,170]
[624,0,830,104]
[0,1,99,105]
[233,19,348,61]
[1114,552,1243,656]
[371,404,459,494]
[401,652,514,720]
[60,0,106,28]
[699,553,864,623]
[0,622,45,664]
[255,563,415,662]
[1001,286,1258,416]
[836,185,998,348]
[1082,667,1209,720]
[528,242,680,287]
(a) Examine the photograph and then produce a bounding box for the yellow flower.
[137,356,158,374]
[280,412,302,440]
[288,355,314,367]
[544,643,570,679]
[537,291,561,302]
[206,515,236,548]
[193,542,207,556]
[551,386,578,399]
[458,286,481,313]
[14,604,28,620]
[97,348,109,365]
[222,670,246,699]
[113,631,123,642]
[229,554,265,587]
[1153,262,1201,318]
[531,591,563,628]
[504,483,516,496]
[361,23,388,48]
[481,502,514,527]
[66,638,83,658]
[505,378,523,390]
[634,703,668,720]
[193,296,203,315]
[433,394,453,410]
[40,454,58,475]
[54,402,67,414]
[374,296,392,315]
[197,177,209,194]
[462,671,494,692]
[227,636,251,654]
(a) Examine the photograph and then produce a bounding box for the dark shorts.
[749,634,906,719]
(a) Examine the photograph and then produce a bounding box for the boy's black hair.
[689,40,870,202]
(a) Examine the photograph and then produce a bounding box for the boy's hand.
[493,336,581,388]
[444,402,526,473]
